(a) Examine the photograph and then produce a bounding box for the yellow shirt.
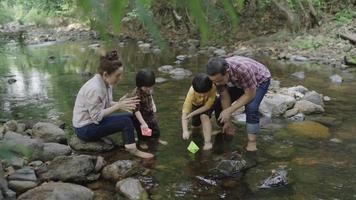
[182,85,216,113]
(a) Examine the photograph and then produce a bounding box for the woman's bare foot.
[125,144,153,159]
[203,142,213,150]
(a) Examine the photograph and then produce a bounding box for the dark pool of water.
[1,40,356,199]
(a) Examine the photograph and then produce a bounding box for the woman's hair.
[136,69,156,87]
[192,73,212,93]
[98,50,122,75]
[206,57,228,76]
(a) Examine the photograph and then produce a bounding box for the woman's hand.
[115,94,140,111]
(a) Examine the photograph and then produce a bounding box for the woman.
[72,50,153,158]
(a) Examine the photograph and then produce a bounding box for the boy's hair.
[136,69,156,87]
[192,73,212,93]
[206,57,228,76]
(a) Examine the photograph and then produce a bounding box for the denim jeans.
[214,79,270,134]
[74,113,135,144]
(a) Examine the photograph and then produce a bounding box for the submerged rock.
[18,182,94,200]
[169,68,192,80]
[116,178,147,200]
[291,71,305,79]
[158,65,174,73]
[329,74,343,83]
[259,169,288,189]
[287,121,330,139]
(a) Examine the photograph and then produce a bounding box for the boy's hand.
[182,131,190,140]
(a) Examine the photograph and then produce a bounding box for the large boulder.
[293,100,324,114]
[259,94,296,117]
[302,91,324,107]
[102,160,140,181]
[38,155,99,183]
[69,136,114,152]
[41,143,72,161]
[32,122,66,143]
[18,182,94,200]
[2,133,44,160]
[116,178,147,200]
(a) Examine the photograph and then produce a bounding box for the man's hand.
[222,122,235,135]
[218,108,232,123]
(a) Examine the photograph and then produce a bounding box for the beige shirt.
[72,74,114,128]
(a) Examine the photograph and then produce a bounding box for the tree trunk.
[271,0,300,32]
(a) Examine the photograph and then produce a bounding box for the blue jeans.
[214,80,270,134]
[74,113,135,144]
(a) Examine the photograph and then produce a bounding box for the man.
[206,56,271,152]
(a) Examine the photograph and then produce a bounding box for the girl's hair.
[98,50,123,75]
[192,73,212,93]
[136,69,156,87]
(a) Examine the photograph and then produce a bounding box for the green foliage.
[292,36,329,50]
[334,9,355,24]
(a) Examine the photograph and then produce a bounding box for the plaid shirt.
[221,56,271,92]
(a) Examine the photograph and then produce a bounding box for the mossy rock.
[265,144,296,159]
[287,121,330,139]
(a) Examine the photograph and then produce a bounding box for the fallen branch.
[338,32,356,44]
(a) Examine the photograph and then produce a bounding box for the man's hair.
[98,50,123,75]
[206,57,228,76]
[192,73,213,93]
[136,69,156,87]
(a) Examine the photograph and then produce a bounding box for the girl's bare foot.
[203,142,213,150]
[158,139,168,145]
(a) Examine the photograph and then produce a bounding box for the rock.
[7,78,17,84]
[306,116,340,127]
[329,74,343,83]
[187,39,199,47]
[287,113,305,122]
[6,156,26,169]
[18,182,94,200]
[323,96,331,101]
[288,85,309,94]
[3,131,30,140]
[39,155,98,183]
[32,122,66,143]
[287,121,330,139]
[330,138,342,143]
[169,68,192,80]
[268,79,280,92]
[259,94,296,117]
[88,43,100,49]
[290,55,309,62]
[8,181,37,193]
[69,136,114,152]
[0,177,16,200]
[344,55,356,66]
[101,160,140,181]
[214,49,226,57]
[2,135,44,160]
[4,120,18,132]
[116,178,147,200]
[94,156,106,173]
[152,48,161,54]
[42,143,72,161]
[158,65,174,73]
[293,100,324,114]
[155,77,167,83]
[290,71,305,79]
[16,123,26,134]
[138,43,151,53]
[176,55,187,61]
[207,46,217,53]
[302,91,324,107]
[8,168,37,182]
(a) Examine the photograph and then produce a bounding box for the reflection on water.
[0,41,356,199]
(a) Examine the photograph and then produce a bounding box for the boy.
[132,69,167,149]
[181,73,217,150]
